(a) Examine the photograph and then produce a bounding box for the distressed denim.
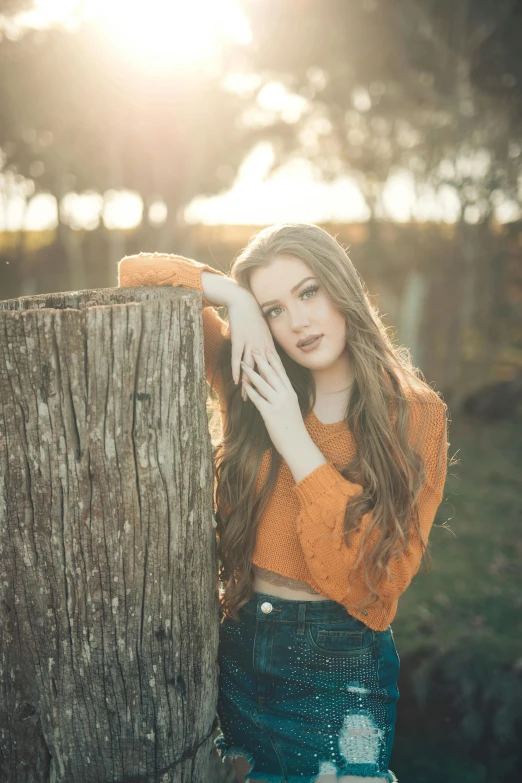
[214,591,400,782]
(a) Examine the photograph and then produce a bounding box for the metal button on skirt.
[214,590,400,782]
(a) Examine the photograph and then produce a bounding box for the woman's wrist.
[201,270,253,308]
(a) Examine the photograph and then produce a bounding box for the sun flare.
[19,0,250,69]
[94,0,249,68]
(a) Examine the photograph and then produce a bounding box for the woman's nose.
[288,304,311,330]
[290,316,311,331]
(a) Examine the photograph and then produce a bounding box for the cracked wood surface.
[0,286,222,782]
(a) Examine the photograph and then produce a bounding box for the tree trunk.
[0,284,221,782]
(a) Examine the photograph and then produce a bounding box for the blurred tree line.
[1,2,521,781]
[1,0,522,266]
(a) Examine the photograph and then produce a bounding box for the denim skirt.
[214,591,400,782]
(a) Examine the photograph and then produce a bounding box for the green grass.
[393,408,522,664]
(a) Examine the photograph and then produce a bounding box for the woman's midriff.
[252,572,331,601]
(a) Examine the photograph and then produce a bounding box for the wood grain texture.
[0,286,223,782]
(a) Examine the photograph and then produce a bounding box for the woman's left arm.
[290,399,449,608]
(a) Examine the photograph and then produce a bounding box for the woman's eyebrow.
[260,277,317,308]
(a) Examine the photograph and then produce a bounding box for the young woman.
[118,223,449,783]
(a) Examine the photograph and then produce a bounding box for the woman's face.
[249,254,347,369]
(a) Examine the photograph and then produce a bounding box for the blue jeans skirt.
[214,591,400,782]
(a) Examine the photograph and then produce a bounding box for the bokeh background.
[1,1,521,781]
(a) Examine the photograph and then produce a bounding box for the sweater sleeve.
[117,252,230,388]
[292,397,448,607]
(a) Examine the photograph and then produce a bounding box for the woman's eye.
[264,286,319,319]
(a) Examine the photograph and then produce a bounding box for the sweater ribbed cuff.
[117,252,229,308]
[169,256,229,308]
[292,461,363,507]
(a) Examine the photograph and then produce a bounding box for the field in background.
[396,408,521,664]
[391,406,522,782]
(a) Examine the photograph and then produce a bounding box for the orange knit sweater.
[118,252,449,631]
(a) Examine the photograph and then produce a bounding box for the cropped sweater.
[117,252,449,631]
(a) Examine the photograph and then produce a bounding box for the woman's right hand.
[227,291,277,401]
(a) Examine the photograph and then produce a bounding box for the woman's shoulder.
[404,383,445,409]
[393,379,447,444]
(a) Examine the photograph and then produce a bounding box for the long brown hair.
[208,223,448,623]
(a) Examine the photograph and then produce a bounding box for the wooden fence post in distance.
[0,285,221,783]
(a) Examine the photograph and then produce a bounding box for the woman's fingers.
[231,345,251,400]
[261,346,293,389]
[252,350,281,387]
[232,346,243,385]
[241,351,282,400]
[233,343,281,401]
[241,348,253,400]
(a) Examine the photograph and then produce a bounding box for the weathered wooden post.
[0,285,222,782]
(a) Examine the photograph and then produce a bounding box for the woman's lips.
[298,335,323,352]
